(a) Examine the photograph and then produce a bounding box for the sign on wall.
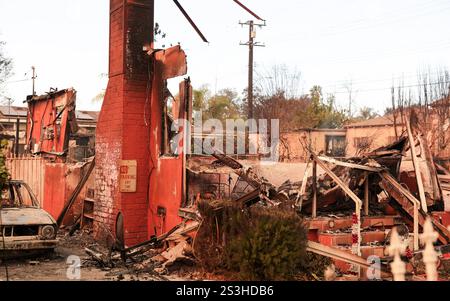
[119,160,137,193]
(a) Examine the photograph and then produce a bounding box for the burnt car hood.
[0,208,56,226]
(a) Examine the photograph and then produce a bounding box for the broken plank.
[235,188,261,208]
[57,158,96,227]
[366,150,401,157]
[379,171,420,249]
[379,171,450,246]
[364,172,370,216]
[311,150,362,256]
[312,160,317,218]
[436,163,450,176]
[318,156,384,172]
[311,153,362,209]
[306,241,390,276]
[438,175,450,182]
[296,160,312,209]
[417,135,442,202]
[405,117,428,213]
[85,247,110,267]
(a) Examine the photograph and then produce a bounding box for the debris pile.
[81,222,200,280]
[81,112,450,280]
[182,112,450,280]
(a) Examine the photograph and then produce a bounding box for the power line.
[322,0,447,32]
[5,78,31,84]
[317,4,450,39]
[204,67,450,99]
[318,70,450,90]
[318,40,450,65]
[317,73,421,88]
[329,80,450,94]
[275,1,450,43]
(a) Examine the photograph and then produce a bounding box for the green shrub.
[197,201,315,280]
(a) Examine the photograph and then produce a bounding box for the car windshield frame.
[0,182,40,209]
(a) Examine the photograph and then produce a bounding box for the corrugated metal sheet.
[6,156,45,207]
[0,105,28,117]
[76,111,95,120]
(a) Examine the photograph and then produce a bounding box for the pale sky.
[1,0,450,114]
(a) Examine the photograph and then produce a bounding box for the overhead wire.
[5,78,31,84]
[327,80,450,95]
[316,70,450,90]
[318,40,450,65]
[273,0,450,43]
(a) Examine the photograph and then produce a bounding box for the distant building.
[278,128,347,162]
[70,110,99,161]
[277,115,408,162]
[0,106,29,154]
[344,115,405,156]
[277,103,450,163]
[0,105,99,159]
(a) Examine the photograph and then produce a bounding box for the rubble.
[8,107,450,281]
[179,112,450,280]
[80,221,199,280]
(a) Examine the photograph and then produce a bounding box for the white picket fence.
[6,155,46,206]
[388,217,442,281]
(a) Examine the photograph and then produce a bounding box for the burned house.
[0,103,98,160]
[69,110,98,162]
[0,105,28,155]
[25,88,79,160]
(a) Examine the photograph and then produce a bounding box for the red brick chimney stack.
[94,0,154,246]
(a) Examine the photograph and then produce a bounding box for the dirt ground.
[0,246,110,281]
[0,231,191,281]
[240,161,325,187]
[2,237,449,281]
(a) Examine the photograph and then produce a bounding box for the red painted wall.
[43,163,92,226]
[26,89,75,156]
[94,1,191,246]
[95,0,189,247]
[43,164,67,220]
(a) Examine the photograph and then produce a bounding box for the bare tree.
[255,64,303,99]
[0,40,13,98]
[343,80,358,117]
[390,66,450,155]
[433,68,450,150]
[391,86,399,139]
[252,64,310,132]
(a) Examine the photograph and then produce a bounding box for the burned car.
[0,180,58,256]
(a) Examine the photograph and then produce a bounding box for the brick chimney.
[94,0,154,246]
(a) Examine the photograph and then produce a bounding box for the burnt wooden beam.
[56,158,96,228]
[318,156,384,172]
[364,172,370,216]
[405,117,428,213]
[312,159,317,218]
[311,153,363,210]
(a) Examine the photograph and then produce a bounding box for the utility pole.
[240,20,265,120]
[31,66,37,96]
